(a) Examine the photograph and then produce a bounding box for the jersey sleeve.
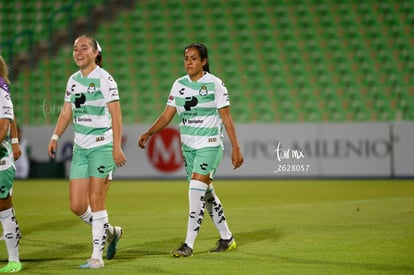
[166,81,178,108]
[64,78,72,102]
[101,74,120,103]
[215,79,230,109]
[0,88,14,120]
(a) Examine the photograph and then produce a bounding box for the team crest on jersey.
[199,85,208,96]
[87,83,96,93]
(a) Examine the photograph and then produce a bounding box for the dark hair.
[184,42,210,73]
[76,35,103,67]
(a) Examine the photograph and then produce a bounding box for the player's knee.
[70,203,87,216]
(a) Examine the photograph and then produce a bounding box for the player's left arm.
[215,79,244,169]
[218,106,244,169]
[10,118,22,161]
[108,100,127,167]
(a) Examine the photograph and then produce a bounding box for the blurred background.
[1,0,413,179]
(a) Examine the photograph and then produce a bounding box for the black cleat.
[171,243,193,257]
[209,236,237,252]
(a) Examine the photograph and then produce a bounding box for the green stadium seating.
[6,0,414,124]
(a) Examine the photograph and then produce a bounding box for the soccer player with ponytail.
[138,42,244,257]
[47,35,126,269]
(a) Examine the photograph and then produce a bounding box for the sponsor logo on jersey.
[179,88,185,95]
[109,88,118,97]
[182,118,204,125]
[96,136,105,142]
[184,96,198,111]
[3,106,12,116]
[208,137,217,143]
[76,117,92,122]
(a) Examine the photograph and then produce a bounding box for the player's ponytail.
[94,39,103,67]
[185,42,210,73]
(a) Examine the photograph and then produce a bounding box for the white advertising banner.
[392,122,414,177]
[22,122,412,179]
[317,122,391,177]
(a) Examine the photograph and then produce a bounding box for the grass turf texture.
[5,179,414,274]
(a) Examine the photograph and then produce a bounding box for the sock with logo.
[91,210,108,261]
[184,180,208,249]
[0,208,21,262]
[205,184,232,240]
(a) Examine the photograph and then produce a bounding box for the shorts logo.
[96,136,105,142]
[97,166,105,173]
[200,163,208,171]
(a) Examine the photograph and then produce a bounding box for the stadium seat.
[6,0,414,124]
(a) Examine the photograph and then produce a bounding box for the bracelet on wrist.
[11,138,19,144]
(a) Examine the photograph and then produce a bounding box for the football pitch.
[5,179,414,274]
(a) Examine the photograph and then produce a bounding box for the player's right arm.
[48,102,72,158]
[138,105,176,149]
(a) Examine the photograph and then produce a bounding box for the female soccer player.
[0,55,23,272]
[138,42,244,257]
[47,35,126,269]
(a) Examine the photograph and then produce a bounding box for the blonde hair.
[0,55,10,84]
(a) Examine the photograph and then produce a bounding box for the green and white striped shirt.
[65,66,119,149]
[167,72,230,150]
[0,81,15,171]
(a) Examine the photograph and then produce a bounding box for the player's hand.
[138,133,150,149]
[232,148,244,169]
[12,144,22,161]
[48,140,57,159]
[113,146,127,167]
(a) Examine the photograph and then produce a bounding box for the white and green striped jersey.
[0,80,15,171]
[65,66,119,149]
[167,72,230,150]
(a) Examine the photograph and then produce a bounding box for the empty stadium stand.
[2,0,413,124]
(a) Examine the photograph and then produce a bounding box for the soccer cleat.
[0,261,23,272]
[106,226,123,260]
[79,258,104,269]
[171,243,193,257]
[209,236,237,252]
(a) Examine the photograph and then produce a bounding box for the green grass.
[5,179,414,274]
